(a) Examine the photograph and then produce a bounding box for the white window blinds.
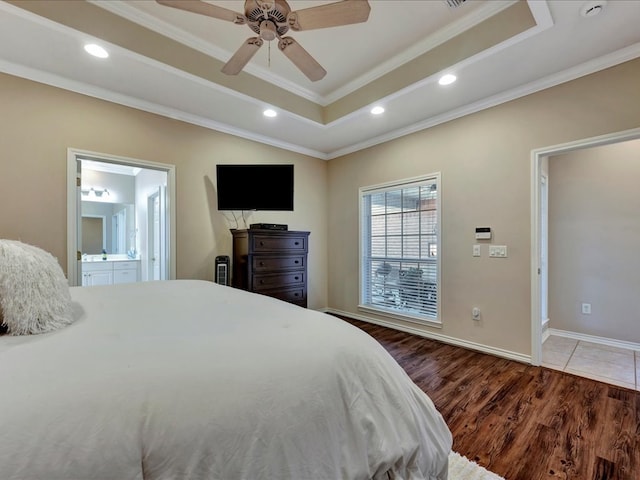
[360,175,440,324]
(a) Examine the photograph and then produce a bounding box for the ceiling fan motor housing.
[245,0,291,38]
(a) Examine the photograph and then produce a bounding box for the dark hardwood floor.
[343,318,640,480]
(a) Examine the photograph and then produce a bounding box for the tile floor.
[542,334,639,391]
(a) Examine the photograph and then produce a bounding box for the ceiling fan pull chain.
[268,40,271,68]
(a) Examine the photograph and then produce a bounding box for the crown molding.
[92,0,520,107]
[326,42,640,159]
[325,1,554,129]
[324,0,520,105]
[2,0,638,162]
[89,0,324,105]
[0,58,328,160]
[4,38,637,162]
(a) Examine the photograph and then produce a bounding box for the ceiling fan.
[156,0,371,81]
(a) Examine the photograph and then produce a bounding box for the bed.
[0,277,452,479]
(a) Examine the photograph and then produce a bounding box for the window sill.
[358,304,442,329]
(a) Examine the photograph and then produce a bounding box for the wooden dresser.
[231,229,310,307]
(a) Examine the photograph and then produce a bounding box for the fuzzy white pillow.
[0,240,74,335]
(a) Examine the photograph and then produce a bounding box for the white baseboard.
[327,308,532,364]
[542,317,549,329]
[542,328,550,343]
[548,328,640,352]
[541,318,550,343]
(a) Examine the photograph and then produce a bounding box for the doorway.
[66,148,176,287]
[530,127,640,366]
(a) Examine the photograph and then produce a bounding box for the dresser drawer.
[252,271,305,291]
[251,235,307,253]
[252,255,305,272]
[263,287,306,305]
[232,229,309,308]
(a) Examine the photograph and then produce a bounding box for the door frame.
[147,187,166,281]
[530,127,640,365]
[66,148,177,286]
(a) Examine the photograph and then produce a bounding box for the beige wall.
[2,56,640,355]
[327,58,640,356]
[548,139,640,343]
[0,72,328,309]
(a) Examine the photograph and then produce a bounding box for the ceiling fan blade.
[288,0,370,31]
[221,38,264,75]
[155,0,245,24]
[278,37,326,82]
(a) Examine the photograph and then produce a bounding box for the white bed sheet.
[0,280,451,480]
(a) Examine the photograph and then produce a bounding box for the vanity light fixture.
[90,187,109,197]
[438,73,457,86]
[84,43,109,59]
[371,106,385,115]
[263,109,277,118]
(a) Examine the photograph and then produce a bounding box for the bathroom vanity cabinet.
[82,259,140,286]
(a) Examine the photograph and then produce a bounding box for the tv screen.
[216,164,294,211]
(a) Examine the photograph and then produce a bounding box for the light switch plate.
[473,244,481,257]
[489,245,508,257]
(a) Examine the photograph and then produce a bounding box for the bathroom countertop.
[82,255,140,263]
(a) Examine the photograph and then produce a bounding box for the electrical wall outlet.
[472,307,481,320]
[581,303,591,314]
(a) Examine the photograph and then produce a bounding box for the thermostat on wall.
[475,227,492,240]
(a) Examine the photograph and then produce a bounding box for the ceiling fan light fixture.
[371,106,385,115]
[259,20,278,41]
[263,108,277,118]
[84,43,109,59]
[438,73,457,86]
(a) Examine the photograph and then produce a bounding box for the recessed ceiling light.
[371,106,385,115]
[438,74,457,86]
[84,44,109,59]
[263,109,277,118]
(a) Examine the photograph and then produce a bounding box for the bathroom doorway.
[530,127,640,366]
[67,148,176,286]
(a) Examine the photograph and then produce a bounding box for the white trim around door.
[66,148,177,286]
[530,127,640,366]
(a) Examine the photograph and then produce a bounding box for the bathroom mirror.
[81,201,135,254]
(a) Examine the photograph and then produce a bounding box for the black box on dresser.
[231,229,310,308]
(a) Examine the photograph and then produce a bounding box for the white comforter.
[0,280,452,480]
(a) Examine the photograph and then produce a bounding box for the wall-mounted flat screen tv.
[216,164,294,211]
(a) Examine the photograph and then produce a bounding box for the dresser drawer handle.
[294,293,299,297]
[259,241,264,246]
[294,276,299,280]
[259,261,264,266]
[294,260,299,264]
[259,280,265,284]
[294,241,299,246]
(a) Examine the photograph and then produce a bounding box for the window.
[359,174,440,325]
